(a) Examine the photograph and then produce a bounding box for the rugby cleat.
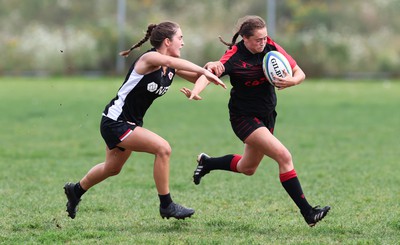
[193,153,211,185]
[301,205,331,227]
[64,182,81,219]
[160,202,195,220]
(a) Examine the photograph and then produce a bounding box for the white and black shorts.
[100,116,138,150]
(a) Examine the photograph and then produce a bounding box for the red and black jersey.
[220,38,296,117]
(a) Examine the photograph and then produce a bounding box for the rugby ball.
[262,51,293,86]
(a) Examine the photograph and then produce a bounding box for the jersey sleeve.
[267,38,297,69]
[219,45,238,76]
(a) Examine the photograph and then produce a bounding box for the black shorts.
[100,116,138,150]
[230,111,277,142]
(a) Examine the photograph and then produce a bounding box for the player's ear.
[164,38,171,47]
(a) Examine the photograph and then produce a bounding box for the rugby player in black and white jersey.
[190,15,330,227]
[64,21,226,220]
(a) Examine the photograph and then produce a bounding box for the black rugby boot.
[64,182,81,219]
[193,153,211,185]
[301,205,331,227]
[160,202,195,220]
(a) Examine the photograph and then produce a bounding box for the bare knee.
[105,165,123,176]
[103,148,132,177]
[242,168,257,176]
[274,149,293,169]
[237,158,260,176]
[239,162,258,176]
[155,140,172,159]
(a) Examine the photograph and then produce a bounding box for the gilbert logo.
[271,58,283,78]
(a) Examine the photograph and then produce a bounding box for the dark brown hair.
[119,21,180,57]
[219,15,266,49]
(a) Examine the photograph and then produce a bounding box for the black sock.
[280,170,312,213]
[159,193,173,209]
[74,182,86,199]
[205,154,241,172]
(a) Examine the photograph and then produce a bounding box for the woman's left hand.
[273,69,298,90]
[180,87,202,100]
[273,65,305,90]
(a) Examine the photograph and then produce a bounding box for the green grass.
[0,77,399,244]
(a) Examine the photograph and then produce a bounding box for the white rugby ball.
[262,51,293,86]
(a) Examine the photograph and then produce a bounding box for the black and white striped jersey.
[102,49,175,126]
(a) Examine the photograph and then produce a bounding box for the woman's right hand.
[204,61,225,77]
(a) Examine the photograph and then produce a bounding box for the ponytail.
[119,24,157,57]
[218,32,240,49]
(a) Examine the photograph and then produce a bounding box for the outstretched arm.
[176,70,226,89]
[135,51,224,87]
[180,75,214,100]
[177,65,226,100]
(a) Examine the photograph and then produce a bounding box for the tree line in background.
[1,0,399,78]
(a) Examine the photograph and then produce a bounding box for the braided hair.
[119,21,179,57]
[219,15,266,49]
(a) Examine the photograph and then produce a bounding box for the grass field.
[0,77,399,244]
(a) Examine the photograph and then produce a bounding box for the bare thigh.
[116,126,171,194]
[99,126,170,177]
[243,127,293,172]
[117,126,170,154]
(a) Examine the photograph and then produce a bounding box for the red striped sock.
[280,169,312,212]
[279,169,297,182]
[230,154,242,172]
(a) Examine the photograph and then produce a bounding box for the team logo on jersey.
[168,71,174,80]
[147,82,158,92]
[147,82,170,95]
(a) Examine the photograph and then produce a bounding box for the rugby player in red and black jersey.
[190,15,330,227]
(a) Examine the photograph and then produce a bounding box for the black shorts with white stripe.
[100,116,137,150]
